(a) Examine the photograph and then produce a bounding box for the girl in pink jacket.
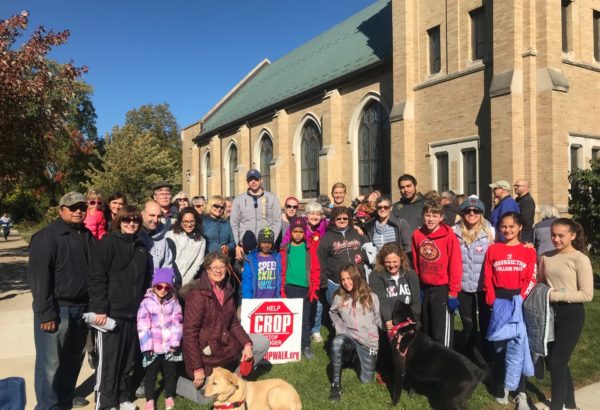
[137,268,183,410]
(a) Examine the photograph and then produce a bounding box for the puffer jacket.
[84,210,107,240]
[203,216,236,254]
[182,274,252,377]
[137,289,183,354]
[453,221,495,292]
[330,293,382,350]
[487,295,534,391]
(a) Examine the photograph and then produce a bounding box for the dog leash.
[227,263,241,285]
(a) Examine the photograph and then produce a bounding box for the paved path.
[0,230,597,409]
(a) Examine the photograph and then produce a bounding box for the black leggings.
[144,355,178,401]
[458,291,492,360]
[548,303,584,410]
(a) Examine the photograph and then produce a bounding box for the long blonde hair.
[335,265,374,311]
[458,216,494,245]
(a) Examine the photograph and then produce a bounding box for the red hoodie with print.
[411,223,463,297]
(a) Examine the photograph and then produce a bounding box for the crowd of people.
[25,170,593,410]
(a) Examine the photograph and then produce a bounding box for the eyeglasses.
[285,204,299,210]
[154,284,172,292]
[181,220,196,225]
[121,217,141,225]
[176,198,189,202]
[88,200,102,206]
[65,204,87,212]
[335,217,349,222]
[212,204,225,210]
[463,209,482,215]
[376,205,391,211]
[209,264,226,272]
[155,190,172,197]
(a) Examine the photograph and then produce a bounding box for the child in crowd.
[329,264,381,401]
[280,217,320,360]
[84,189,107,239]
[137,268,183,410]
[412,200,463,348]
[241,227,282,299]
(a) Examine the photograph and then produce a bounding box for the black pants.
[548,303,584,410]
[144,355,178,400]
[284,284,311,349]
[458,291,492,361]
[95,318,139,409]
[422,285,454,347]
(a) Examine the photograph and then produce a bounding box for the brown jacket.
[182,274,251,377]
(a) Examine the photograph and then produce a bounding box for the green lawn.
[164,288,600,410]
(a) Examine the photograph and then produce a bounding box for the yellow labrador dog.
[202,367,302,410]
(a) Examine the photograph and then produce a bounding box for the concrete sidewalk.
[0,230,598,409]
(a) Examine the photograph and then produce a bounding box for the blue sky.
[1,0,374,137]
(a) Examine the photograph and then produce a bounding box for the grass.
[160,288,600,410]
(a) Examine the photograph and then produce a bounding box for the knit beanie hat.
[257,227,275,244]
[152,267,175,286]
[460,195,485,214]
[289,216,307,231]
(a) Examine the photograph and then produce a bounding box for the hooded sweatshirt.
[411,223,463,297]
[330,292,381,350]
[317,226,366,287]
[165,230,206,287]
[139,224,173,272]
[230,190,282,245]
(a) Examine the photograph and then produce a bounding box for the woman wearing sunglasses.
[452,196,495,361]
[165,207,206,287]
[89,205,151,409]
[84,189,107,239]
[318,206,367,305]
[202,195,235,255]
[278,196,300,246]
[364,196,412,257]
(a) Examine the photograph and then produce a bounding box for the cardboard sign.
[241,298,303,364]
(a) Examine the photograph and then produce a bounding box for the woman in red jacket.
[483,211,536,408]
[182,252,269,393]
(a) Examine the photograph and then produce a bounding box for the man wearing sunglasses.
[27,192,95,409]
[230,169,282,260]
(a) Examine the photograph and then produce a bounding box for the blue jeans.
[330,334,378,384]
[326,279,340,306]
[311,300,322,334]
[33,305,87,410]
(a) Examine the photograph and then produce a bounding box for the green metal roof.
[198,0,391,139]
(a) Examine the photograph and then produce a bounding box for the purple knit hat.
[289,216,307,231]
[152,267,174,287]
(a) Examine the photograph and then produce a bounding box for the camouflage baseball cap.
[59,192,86,207]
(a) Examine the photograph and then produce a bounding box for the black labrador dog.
[389,301,487,410]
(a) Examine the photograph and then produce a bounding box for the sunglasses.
[376,205,391,211]
[285,204,299,210]
[335,217,349,222]
[154,284,173,292]
[65,204,87,212]
[213,204,225,210]
[247,177,260,182]
[176,198,189,202]
[463,208,482,215]
[121,217,141,224]
[88,200,102,206]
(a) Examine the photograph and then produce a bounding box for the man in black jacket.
[27,192,94,410]
[392,174,426,232]
[514,179,536,243]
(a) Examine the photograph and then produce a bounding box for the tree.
[86,104,181,205]
[569,157,600,254]
[0,11,93,209]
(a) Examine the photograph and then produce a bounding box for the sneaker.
[303,346,315,360]
[514,393,529,410]
[329,383,342,401]
[496,387,509,405]
[165,397,175,410]
[144,400,154,410]
[375,372,386,387]
[119,402,137,410]
[311,332,323,343]
[135,385,145,398]
[72,396,89,408]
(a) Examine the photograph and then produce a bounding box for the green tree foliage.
[569,157,600,254]
[86,104,181,205]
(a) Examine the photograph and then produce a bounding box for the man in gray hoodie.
[140,200,173,271]
[230,169,282,260]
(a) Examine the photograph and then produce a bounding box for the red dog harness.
[387,317,417,358]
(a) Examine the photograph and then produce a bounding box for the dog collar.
[214,401,247,410]
[387,317,415,341]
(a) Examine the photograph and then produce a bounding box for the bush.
[569,157,600,255]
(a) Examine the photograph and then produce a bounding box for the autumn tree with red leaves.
[0,11,99,211]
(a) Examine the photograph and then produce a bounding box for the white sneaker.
[514,392,529,410]
[120,402,137,410]
[311,332,323,343]
[496,388,509,405]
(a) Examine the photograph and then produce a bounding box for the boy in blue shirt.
[241,227,282,299]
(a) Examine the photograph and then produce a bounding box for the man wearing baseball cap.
[230,169,281,260]
[27,192,95,409]
[489,180,520,241]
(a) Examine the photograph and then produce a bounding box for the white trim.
[202,149,211,197]
[292,113,322,200]
[347,92,391,198]
[568,134,600,170]
[224,140,238,197]
[428,136,480,195]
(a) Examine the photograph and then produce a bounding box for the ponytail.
[552,218,587,252]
